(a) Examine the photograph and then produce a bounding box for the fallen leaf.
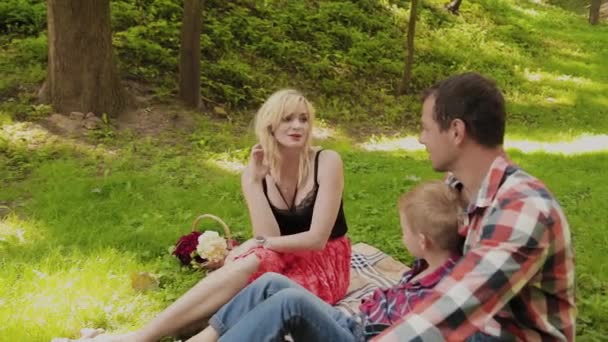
[130,272,159,292]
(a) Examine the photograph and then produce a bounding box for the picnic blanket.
[335,242,409,315]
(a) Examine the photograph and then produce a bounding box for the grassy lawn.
[1,119,607,340]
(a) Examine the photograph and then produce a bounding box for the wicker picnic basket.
[173,214,236,270]
[192,214,234,270]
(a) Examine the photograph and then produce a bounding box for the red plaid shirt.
[375,156,576,341]
[359,255,461,339]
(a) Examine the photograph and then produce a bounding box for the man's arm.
[375,197,552,341]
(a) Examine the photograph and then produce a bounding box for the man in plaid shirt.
[376,73,575,341]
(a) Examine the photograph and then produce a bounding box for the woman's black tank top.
[262,150,348,239]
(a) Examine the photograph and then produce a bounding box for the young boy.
[189,180,465,342]
[359,180,464,339]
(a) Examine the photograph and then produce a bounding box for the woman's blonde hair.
[398,180,465,252]
[254,89,316,186]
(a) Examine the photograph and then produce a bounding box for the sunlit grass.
[522,68,593,86]
[0,213,44,246]
[358,133,608,155]
[205,150,247,174]
[0,246,167,340]
[0,121,120,160]
[505,134,608,154]
[2,123,607,340]
[359,136,424,152]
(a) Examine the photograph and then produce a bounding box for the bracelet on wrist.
[255,236,268,248]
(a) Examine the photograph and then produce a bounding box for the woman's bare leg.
[186,325,219,342]
[124,254,260,341]
[174,318,209,341]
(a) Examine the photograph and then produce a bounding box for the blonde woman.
[65,89,351,342]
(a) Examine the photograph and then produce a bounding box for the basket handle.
[191,214,232,241]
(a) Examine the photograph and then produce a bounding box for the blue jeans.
[209,273,364,342]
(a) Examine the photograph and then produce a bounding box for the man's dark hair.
[421,72,506,147]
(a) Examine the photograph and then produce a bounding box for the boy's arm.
[373,197,556,341]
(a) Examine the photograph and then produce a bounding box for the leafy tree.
[44,0,126,116]
[398,0,419,95]
[589,0,602,25]
[446,0,463,15]
[179,0,203,108]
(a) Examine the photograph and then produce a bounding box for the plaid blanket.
[283,243,408,341]
[335,243,409,315]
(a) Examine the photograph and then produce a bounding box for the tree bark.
[589,0,601,25]
[179,0,203,108]
[46,0,126,116]
[446,0,463,15]
[398,0,419,96]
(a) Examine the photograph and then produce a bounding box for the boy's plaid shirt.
[360,255,461,339]
[375,156,575,341]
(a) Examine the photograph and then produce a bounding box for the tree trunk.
[46,0,126,116]
[398,0,419,96]
[179,0,203,108]
[446,0,463,15]
[589,0,601,25]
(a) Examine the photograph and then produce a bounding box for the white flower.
[196,231,228,262]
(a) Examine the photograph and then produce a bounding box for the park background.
[1,0,607,340]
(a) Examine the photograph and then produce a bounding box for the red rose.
[227,238,239,249]
[173,231,202,265]
[173,231,240,267]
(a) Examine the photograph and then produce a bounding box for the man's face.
[418,96,457,172]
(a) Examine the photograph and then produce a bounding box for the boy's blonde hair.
[254,89,315,186]
[398,180,464,251]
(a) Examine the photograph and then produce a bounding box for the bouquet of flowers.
[171,214,238,270]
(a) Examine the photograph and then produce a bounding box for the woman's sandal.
[80,328,106,338]
[50,328,106,342]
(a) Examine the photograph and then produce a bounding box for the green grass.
[1,120,607,340]
[546,0,591,14]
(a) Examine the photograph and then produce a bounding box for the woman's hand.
[242,144,269,184]
[225,238,259,263]
[240,143,282,238]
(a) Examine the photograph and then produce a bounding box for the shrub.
[0,0,45,35]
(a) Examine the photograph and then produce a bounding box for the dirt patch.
[37,79,201,140]
[115,106,198,136]
[40,105,200,141]
[43,112,92,138]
